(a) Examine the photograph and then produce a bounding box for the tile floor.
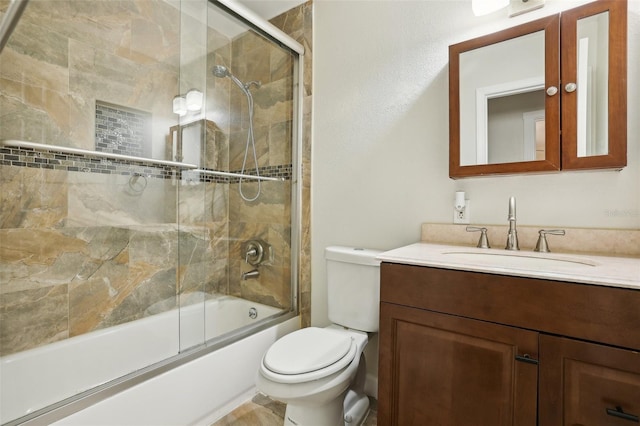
[212,393,377,426]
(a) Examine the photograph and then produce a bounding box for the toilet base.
[281,390,370,426]
[343,390,370,425]
[284,392,346,426]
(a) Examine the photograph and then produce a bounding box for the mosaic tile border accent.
[1,146,293,183]
[201,164,293,184]
[0,146,176,179]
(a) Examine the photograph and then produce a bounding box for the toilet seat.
[260,327,357,384]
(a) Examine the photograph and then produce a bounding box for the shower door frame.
[5,0,305,424]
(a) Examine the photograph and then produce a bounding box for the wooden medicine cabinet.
[449,0,627,178]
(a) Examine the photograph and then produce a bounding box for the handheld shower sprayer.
[212,65,229,78]
[212,65,262,202]
[212,65,261,93]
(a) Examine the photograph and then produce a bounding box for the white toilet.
[256,246,382,426]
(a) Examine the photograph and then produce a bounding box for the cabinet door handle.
[515,354,539,365]
[606,406,639,423]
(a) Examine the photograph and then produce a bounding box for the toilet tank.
[325,246,382,332]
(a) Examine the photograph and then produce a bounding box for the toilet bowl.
[256,246,382,426]
[256,325,370,425]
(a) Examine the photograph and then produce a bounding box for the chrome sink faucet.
[505,196,519,250]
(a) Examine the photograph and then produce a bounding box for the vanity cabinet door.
[560,0,627,170]
[378,302,538,426]
[539,335,640,426]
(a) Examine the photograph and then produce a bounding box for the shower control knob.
[546,86,558,96]
[243,239,273,266]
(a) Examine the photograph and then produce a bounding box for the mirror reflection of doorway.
[486,88,545,164]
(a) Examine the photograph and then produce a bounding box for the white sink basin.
[441,251,597,268]
[378,243,640,290]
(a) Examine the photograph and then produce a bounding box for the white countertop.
[378,243,640,291]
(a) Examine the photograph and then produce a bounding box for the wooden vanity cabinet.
[379,303,538,426]
[378,262,640,426]
[539,335,640,425]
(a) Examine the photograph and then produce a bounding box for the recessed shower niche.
[95,101,152,158]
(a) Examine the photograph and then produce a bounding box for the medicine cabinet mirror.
[449,0,626,179]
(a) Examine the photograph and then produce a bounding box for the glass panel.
[576,11,609,157]
[459,30,545,166]
[0,0,297,422]
[0,0,184,421]
[203,2,293,343]
[176,0,209,353]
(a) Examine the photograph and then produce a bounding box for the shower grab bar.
[1,139,198,169]
[0,0,29,53]
[193,169,285,182]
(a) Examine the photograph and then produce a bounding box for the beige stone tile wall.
[0,0,313,357]
[208,1,313,324]
[0,162,213,356]
[0,0,181,151]
[270,0,313,329]
[226,24,294,306]
[0,0,190,357]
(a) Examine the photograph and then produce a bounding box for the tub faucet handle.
[243,239,270,266]
[534,229,566,253]
[466,226,491,249]
[245,247,258,263]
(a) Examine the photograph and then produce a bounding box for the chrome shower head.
[212,65,230,78]
[212,64,256,95]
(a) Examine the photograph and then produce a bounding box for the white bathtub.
[0,294,295,425]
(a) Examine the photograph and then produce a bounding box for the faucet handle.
[534,229,566,253]
[466,226,491,249]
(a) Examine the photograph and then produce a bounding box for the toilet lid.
[263,327,354,375]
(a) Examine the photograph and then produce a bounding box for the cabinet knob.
[565,82,577,93]
[546,86,558,96]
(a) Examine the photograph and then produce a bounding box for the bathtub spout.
[242,269,260,280]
